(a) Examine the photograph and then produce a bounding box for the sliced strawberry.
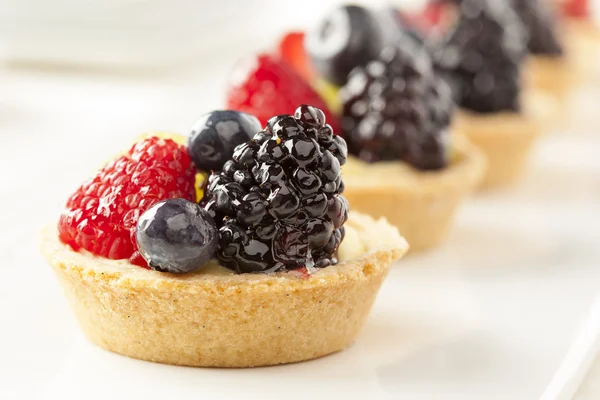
[226,54,341,135]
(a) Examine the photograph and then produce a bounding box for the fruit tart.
[40,105,408,367]
[512,0,575,99]
[338,42,485,253]
[433,0,545,188]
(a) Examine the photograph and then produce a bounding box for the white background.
[1,1,600,399]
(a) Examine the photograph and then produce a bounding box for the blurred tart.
[342,138,484,252]
[338,40,484,252]
[42,106,408,367]
[433,0,541,188]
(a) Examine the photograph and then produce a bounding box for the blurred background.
[2,0,600,399]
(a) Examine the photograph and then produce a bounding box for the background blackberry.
[433,0,527,113]
[512,0,563,56]
[201,105,349,274]
[340,41,454,170]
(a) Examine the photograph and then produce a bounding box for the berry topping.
[136,198,218,273]
[433,0,527,113]
[561,0,589,19]
[340,43,454,170]
[306,5,385,86]
[513,0,563,56]
[201,105,348,274]
[188,110,262,172]
[278,31,316,83]
[226,54,340,135]
[58,137,196,265]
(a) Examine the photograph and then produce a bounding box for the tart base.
[40,213,407,367]
[525,55,576,100]
[454,99,545,189]
[341,139,485,252]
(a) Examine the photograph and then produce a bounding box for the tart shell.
[341,138,486,252]
[454,99,545,189]
[40,212,407,368]
[525,55,576,100]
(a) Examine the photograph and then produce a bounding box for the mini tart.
[341,138,485,253]
[563,19,600,84]
[40,212,407,368]
[525,54,577,100]
[453,93,550,189]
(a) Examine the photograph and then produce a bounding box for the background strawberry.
[226,54,341,135]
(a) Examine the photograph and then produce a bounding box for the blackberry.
[201,105,348,274]
[340,42,454,170]
[433,0,527,113]
[512,0,563,56]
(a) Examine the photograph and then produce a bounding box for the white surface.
[542,294,600,400]
[1,56,600,400]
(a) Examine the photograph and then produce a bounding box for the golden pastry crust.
[40,212,407,367]
[564,19,600,84]
[525,55,576,99]
[341,138,486,252]
[454,93,550,189]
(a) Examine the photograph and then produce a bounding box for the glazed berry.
[201,105,348,274]
[306,5,385,86]
[340,43,454,170]
[512,0,563,56]
[58,137,196,266]
[136,198,218,273]
[226,54,340,134]
[188,110,262,172]
[433,0,526,113]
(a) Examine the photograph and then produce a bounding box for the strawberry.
[226,54,341,135]
[278,31,316,83]
[58,137,196,266]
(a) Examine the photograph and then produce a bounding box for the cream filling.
[44,213,404,278]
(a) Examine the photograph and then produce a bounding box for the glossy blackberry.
[340,42,453,170]
[433,0,527,113]
[512,0,563,56]
[201,105,348,274]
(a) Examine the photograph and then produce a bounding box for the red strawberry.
[278,31,316,83]
[561,0,589,18]
[58,137,196,266]
[226,54,341,135]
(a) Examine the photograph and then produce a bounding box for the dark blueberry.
[188,110,261,171]
[199,106,349,274]
[306,5,386,86]
[136,198,218,273]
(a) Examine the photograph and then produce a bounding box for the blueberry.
[306,5,385,86]
[136,198,218,273]
[188,110,262,171]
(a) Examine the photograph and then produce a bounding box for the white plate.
[1,59,600,400]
